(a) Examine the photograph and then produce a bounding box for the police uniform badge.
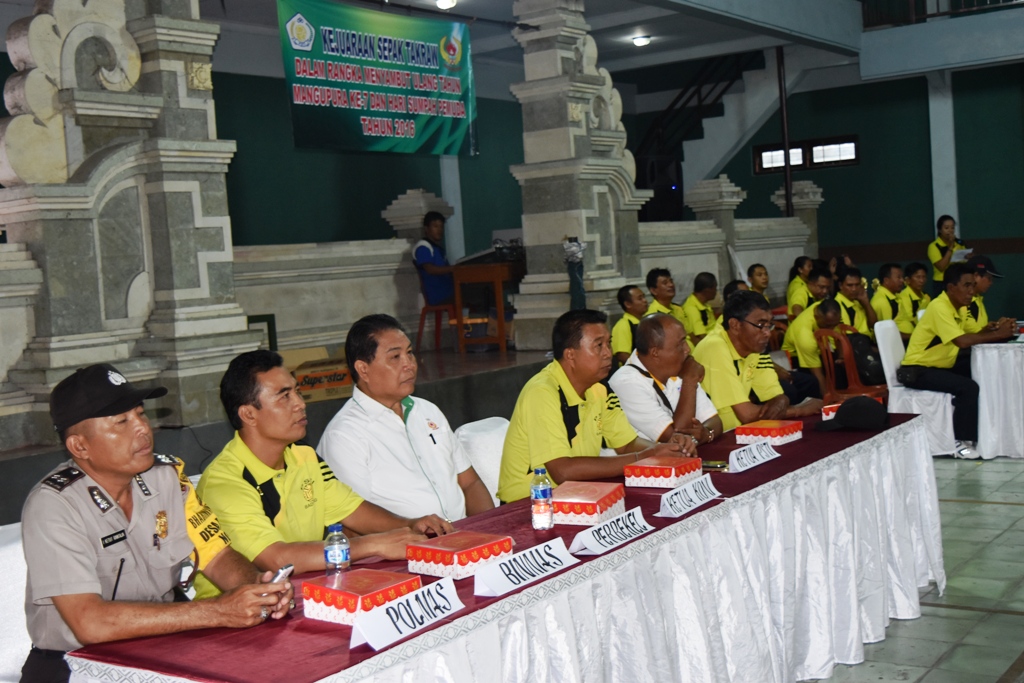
[154,511,168,549]
[88,486,113,512]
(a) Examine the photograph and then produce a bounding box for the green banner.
[277,0,477,155]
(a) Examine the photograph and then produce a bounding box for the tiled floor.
[806,458,1024,683]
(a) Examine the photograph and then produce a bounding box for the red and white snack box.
[302,569,421,626]
[552,481,626,525]
[624,455,703,488]
[407,531,514,580]
[822,404,841,421]
[735,419,803,445]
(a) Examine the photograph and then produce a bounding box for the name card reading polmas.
[350,577,466,650]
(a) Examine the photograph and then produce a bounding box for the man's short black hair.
[646,268,671,291]
[839,266,862,282]
[616,284,639,311]
[878,263,902,281]
[552,309,607,360]
[346,314,407,384]
[221,350,284,431]
[693,272,717,293]
[816,298,841,318]
[904,261,928,279]
[635,313,676,355]
[723,279,747,300]
[944,262,973,287]
[723,290,770,325]
[747,263,766,278]
[423,211,446,227]
[808,267,831,283]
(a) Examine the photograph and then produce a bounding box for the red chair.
[415,270,455,352]
[814,327,888,405]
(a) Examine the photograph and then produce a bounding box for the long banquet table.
[973,342,1024,458]
[68,415,944,683]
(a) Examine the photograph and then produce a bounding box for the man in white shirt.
[318,314,494,522]
[609,313,723,446]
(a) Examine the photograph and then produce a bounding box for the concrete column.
[440,156,466,262]
[771,180,824,256]
[926,70,960,232]
[684,175,746,280]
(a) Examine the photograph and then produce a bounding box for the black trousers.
[783,370,822,401]
[21,647,70,683]
[902,356,978,442]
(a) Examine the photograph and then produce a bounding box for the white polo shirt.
[608,351,718,442]
[317,386,471,522]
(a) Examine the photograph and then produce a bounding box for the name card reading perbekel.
[654,473,722,518]
[568,506,654,555]
[350,576,465,650]
[728,441,781,473]
[474,537,580,597]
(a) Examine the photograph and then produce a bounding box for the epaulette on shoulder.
[42,467,85,492]
[153,453,180,466]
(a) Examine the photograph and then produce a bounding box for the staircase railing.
[863,0,1024,28]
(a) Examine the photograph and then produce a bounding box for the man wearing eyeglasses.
[21,365,293,683]
[692,291,823,432]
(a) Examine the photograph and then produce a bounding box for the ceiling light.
[632,35,651,47]
[436,0,456,9]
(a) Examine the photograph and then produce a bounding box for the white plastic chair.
[875,320,955,455]
[0,523,28,682]
[454,417,509,506]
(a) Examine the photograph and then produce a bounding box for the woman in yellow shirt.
[786,256,813,319]
[927,215,967,296]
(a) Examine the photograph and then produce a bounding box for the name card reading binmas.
[654,473,722,518]
[350,577,465,650]
[474,537,580,597]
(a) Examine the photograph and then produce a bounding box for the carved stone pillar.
[684,175,746,281]
[0,1,259,448]
[381,189,453,241]
[771,181,824,257]
[509,0,651,350]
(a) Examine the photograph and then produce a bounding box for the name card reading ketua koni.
[568,506,654,556]
[350,576,465,650]
[728,441,782,474]
[474,537,580,597]
[654,473,722,518]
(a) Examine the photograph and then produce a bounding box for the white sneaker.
[953,441,981,459]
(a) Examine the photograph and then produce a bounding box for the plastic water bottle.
[324,523,350,575]
[530,467,554,530]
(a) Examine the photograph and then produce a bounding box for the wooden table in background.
[452,261,525,354]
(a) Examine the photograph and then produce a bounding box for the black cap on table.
[816,396,889,432]
[50,363,168,433]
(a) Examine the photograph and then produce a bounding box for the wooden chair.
[814,327,888,404]
[415,270,456,352]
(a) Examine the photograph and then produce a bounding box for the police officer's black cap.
[965,255,1003,278]
[50,364,167,433]
[816,396,889,432]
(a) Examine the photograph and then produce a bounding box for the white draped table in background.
[70,417,944,683]
[973,343,1024,458]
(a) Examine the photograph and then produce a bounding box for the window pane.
[790,148,803,166]
[812,146,824,163]
[762,150,781,168]
[839,142,856,160]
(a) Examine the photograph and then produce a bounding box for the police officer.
[21,364,293,682]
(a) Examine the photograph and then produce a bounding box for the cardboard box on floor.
[283,348,353,403]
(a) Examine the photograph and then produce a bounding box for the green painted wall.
[458,97,524,255]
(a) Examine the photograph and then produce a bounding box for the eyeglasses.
[742,318,776,332]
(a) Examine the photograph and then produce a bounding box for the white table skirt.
[70,417,944,683]
[973,343,1024,458]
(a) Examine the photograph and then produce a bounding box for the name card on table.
[350,577,465,650]
[568,507,654,556]
[654,473,721,518]
[728,441,782,473]
[474,537,580,597]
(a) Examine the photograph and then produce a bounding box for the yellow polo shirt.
[681,293,718,338]
[835,292,871,337]
[963,295,988,334]
[691,326,784,432]
[194,433,364,598]
[902,292,966,369]
[786,277,813,317]
[895,288,931,335]
[645,299,687,327]
[611,312,640,356]
[927,237,967,282]
[781,301,824,369]
[871,287,900,323]
[497,360,637,502]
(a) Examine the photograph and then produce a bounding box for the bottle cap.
[534,467,546,475]
[327,523,343,533]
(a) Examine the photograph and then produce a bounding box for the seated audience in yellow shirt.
[723,279,749,300]
[963,255,1012,334]
[681,272,719,347]
[834,267,877,338]
[747,263,771,305]
[781,298,843,399]
[611,284,648,365]
[644,267,687,326]
[895,262,931,338]
[870,263,903,332]
[786,256,814,318]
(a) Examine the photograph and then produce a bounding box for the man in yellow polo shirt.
[498,309,692,502]
[895,262,931,339]
[645,267,687,326]
[195,350,454,597]
[612,284,648,365]
[747,263,771,304]
[789,267,832,320]
[963,255,1012,334]
[693,290,822,432]
[835,267,877,338]
[871,263,903,328]
[681,272,719,347]
[899,263,1014,458]
[781,298,843,399]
